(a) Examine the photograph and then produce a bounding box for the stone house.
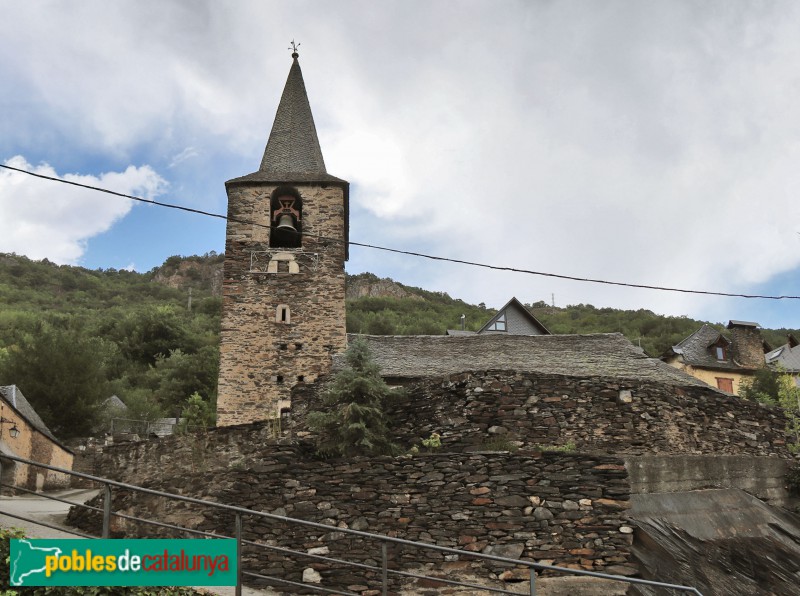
[661,320,770,395]
[0,385,74,491]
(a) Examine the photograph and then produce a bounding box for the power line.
[2,162,799,301]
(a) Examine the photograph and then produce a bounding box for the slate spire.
[259,52,327,177]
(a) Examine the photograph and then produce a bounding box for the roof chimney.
[726,320,765,369]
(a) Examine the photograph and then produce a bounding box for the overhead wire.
[2,162,798,301]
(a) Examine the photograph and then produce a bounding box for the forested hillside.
[0,253,222,438]
[1,253,797,439]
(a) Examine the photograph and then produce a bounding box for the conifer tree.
[307,338,399,457]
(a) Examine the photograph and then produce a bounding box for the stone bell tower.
[216,50,349,426]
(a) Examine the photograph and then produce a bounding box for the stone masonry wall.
[728,324,766,370]
[69,448,635,592]
[73,370,791,590]
[80,370,791,489]
[292,371,792,457]
[217,181,347,425]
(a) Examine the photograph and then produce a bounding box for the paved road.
[0,487,97,538]
[0,488,278,595]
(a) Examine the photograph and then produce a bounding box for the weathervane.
[288,40,300,58]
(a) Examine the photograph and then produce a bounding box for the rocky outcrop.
[346,274,422,300]
[151,257,223,296]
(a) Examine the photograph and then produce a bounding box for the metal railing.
[109,417,180,436]
[0,453,704,595]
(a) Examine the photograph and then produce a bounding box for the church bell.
[276,214,297,233]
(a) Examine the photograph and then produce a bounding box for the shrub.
[307,338,400,457]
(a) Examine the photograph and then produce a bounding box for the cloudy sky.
[1,1,799,329]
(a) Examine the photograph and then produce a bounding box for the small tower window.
[297,375,305,382]
[279,343,288,350]
[276,305,291,324]
[295,343,303,351]
[275,375,284,384]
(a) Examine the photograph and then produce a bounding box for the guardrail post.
[235,514,243,596]
[529,567,536,596]
[102,483,112,538]
[381,541,388,596]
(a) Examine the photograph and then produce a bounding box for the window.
[276,305,290,324]
[297,375,305,382]
[295,343,303,351]
[486,313,507,332]
[716,377,734,393]
[279,343,288,350]
[715,346,726,360]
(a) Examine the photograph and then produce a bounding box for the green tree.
[120,388,165,422]
[741,368,800,450]
[307,338,400,457]
[740,367,783,405]
[178,392,216,433]
[777,374,800,451]
[0,325,110,439]
[114,306,191,366]
[146,346,219,411]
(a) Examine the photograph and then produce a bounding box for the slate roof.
[338,333,710,387]
[666,324,746,372]
[228,54,342,185]
[0,385,66,447]
[728,320,759,329]
[225,54,350,258]
[766,341,800,374]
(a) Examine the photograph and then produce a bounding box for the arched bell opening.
[269,186,303,248]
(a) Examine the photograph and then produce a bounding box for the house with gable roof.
[765,334,800,386]
[662,320,770,395]
[447,297,550,336]
[0,385,73,491]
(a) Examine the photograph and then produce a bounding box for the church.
[216,49,349,426]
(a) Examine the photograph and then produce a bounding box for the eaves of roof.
[0,386,73,454]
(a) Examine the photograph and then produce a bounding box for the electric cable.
[2,162,798,301]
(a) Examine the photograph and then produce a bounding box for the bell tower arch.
[216,51,349,426]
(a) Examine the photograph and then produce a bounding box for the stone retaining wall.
[79,371,791,489]
[292,371,790,457]
[68,449,635,592]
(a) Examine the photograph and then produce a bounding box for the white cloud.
[1,1,799,325]
[317,1,800,320]
[0,156,167,264]
[169,147,200,169]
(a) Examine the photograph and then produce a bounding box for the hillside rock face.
[346,275,422,300]
[152,258,223,296]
